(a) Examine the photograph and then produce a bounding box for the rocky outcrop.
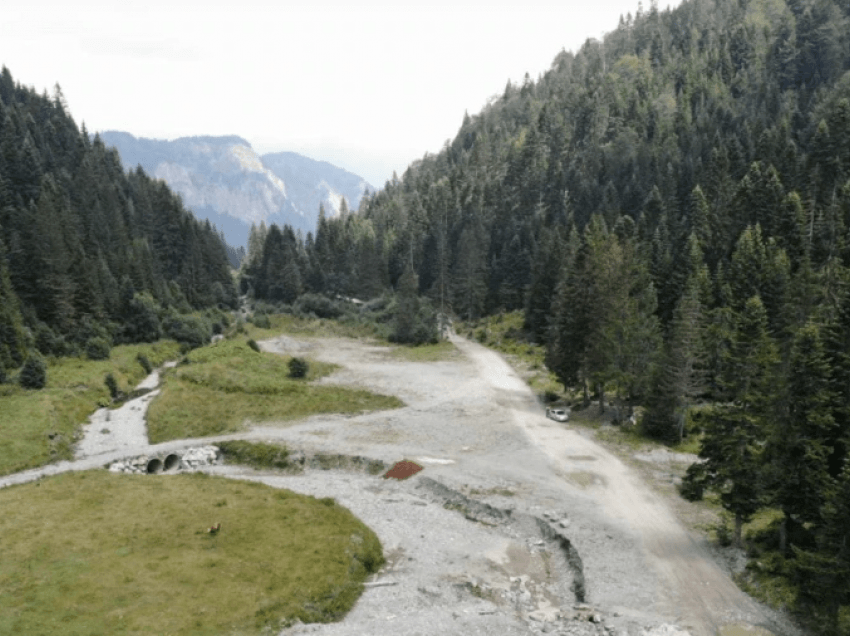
[98,132,373,248]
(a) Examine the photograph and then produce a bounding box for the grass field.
[0,341,181,476]
[0,471,383,635]
[146,337,403,443]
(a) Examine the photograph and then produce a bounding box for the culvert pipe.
[146,458,163,474]
[163,454,181,472]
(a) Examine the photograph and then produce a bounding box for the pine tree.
[643,279,705,443]
[765,322,837,552]
[0,232,26,376]
[524,229,567,343]
[686,296,779,546]
[792,461,850,633]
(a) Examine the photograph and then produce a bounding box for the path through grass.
[147,337,403,443]
[0,341,181,476]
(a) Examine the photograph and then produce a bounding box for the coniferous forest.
[2,0,850,627]
[0,66,237,380]
[240,0,850,626]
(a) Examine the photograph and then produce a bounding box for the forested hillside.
[243,0,850,626]
[0,67,237,378]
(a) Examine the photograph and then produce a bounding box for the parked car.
[546,406,570,422]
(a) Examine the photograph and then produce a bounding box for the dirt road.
[238,333,799,636]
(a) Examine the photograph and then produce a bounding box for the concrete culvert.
[146,458,163,474]
[163,454,181,472]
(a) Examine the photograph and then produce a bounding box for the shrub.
[137,353,153,374]
[104,373,119,400]
[122,292,162,343]
[288,357,309,379]
[162,314,212,350]
[247,339,261,353]
[679,462,706,501]
[251,313,271,329]
[85,337,111,361]
[294,294,345,319]
[19,355,47,390]
[34,323,66,356]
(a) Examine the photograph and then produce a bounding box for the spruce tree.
[686,296,779,546]
[0,232,26,375]
[765,323,837,552]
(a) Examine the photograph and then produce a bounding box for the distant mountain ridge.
[99,132,374,248]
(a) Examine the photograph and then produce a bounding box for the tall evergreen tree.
[765,322,837,552]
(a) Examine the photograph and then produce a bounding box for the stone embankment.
[107,445,220,474]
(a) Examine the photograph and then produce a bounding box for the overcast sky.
[4,0,677,188]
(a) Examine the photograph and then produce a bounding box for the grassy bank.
[0,341,181,476]
[244,313,383,342]
[0,471,383,635]
[147,337,403,443]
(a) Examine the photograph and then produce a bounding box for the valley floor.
[0,332,803,636]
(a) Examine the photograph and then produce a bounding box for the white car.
[546,406,570,422]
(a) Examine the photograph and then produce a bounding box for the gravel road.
[1,333,804,636]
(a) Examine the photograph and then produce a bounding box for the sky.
[4,0,678,188]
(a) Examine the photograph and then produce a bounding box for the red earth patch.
[383,460,423,480]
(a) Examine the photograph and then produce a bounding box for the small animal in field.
[208,522,221,535]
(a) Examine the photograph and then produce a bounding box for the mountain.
[98,132,374,248]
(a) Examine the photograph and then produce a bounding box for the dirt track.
[0,333,803,636]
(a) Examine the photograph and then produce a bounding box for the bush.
[162,314,212,350]
[137,353,153,374]
[247,339,261,353]
[104,373,119,400]
[288,357,309,379]
[294,294,345,319]
[85,337,111,361]
[122,292,162,343]
[19,354,47,390]
[34,323,67,356]
[251,313,271,329]
[679,462,706,501]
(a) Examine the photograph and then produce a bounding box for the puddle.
[562,470,607,488]
[718,624,775,636]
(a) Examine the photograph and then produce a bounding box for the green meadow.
[0,471,383,635]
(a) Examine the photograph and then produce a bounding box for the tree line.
[242,0,850,626]
[0,66,237,381]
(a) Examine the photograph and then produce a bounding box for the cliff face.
[99,132,373,247]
